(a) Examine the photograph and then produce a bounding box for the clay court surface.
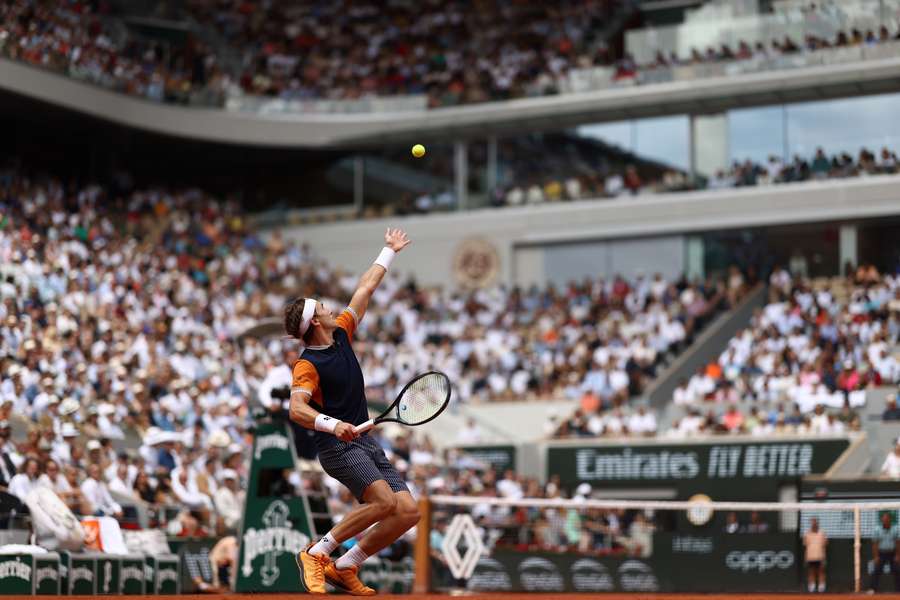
[14,595,900,599]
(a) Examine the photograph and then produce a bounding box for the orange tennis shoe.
[296,545,331,594]
[324,563,376,596]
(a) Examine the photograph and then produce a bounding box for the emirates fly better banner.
[546,438,850,500]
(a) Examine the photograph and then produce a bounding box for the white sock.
[808,583,815,592]
[335,544,368,570]
[308,533,339,557]
[818,583,826,592]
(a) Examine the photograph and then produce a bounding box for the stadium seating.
[0,163,745,543]
[5,0,900,111]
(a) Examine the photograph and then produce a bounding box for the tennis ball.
[411,144,426,158]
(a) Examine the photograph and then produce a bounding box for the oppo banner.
[546,438,849,499]
[462,533,802,593]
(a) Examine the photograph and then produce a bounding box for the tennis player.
[285,228,418,596]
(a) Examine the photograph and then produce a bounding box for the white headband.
[297,298,318,338]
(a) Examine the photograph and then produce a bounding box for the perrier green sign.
[236,419,315,592]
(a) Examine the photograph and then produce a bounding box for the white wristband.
[374,247,396,270]
[315,414,341,434]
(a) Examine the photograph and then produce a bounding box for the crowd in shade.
[490,146,900,210]
[5,1,900,108]
[0,0,230,105]
[187,0,625,107]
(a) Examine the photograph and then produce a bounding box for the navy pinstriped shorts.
[317,436,409,502]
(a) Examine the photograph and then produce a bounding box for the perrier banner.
[235,420,316,592]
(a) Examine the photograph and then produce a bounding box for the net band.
[430,495,900,512]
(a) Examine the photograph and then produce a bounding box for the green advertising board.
[547,438,850,500]
[34,553,60,595]
[0,554,33,595]
[358,557,414,594]
[120,556,145,595]
[235,420,316,592]
[95,555,120,595]
[59,551,68,595]
[68,554,95,595]
[156,555,180,594]
[144,555,179,594]
[456,445,516,473]
[464,533,803,593]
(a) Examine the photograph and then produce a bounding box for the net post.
[413,495,432,594]
[853,506,861,593]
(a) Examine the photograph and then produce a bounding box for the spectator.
[457,418,482,445]
[80,463,123,519]
[884,395,900,421]
[214,470,244,532]
[7,457,40,502]
[724,512,741,533]
[746,511,769,533]
[882,443,900,480]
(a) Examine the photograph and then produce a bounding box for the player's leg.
[298,443,392,594]
[818,562,826,592]
[806,563,815,592]
[329,479,399,541]
[323,490,417,596]
[354,491,420,556]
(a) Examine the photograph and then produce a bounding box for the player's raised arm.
[347,227,411,323]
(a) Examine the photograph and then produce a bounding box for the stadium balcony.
[3,46,900,149]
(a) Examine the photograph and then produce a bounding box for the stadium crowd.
[491,146,900,209]
[550,267,900,445]
[5,0,900,108]
[0,0,229,105]
[0,164,737,536]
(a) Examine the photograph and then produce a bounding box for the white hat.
[843,359,854,369]
[576,483,592,497]
[97,403,116,417]
[7,365,20,377]
[226,443,243,457]
[143,427,162,446]
[208,430,231,448]
[86,440,102,451]
[47,395,60,405]
[61,422,79,438]
[219,469,238,482]
[59,397,80,416]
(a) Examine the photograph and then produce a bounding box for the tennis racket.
[353,371,451,434]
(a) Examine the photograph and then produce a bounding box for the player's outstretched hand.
[385,228,411,252]
[335,422,359,442]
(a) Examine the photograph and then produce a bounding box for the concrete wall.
[279,175,900,287]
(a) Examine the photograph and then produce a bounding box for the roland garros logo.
[241,500,310,587]
[0,558,31,581]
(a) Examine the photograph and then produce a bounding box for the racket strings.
[396,373,450,425]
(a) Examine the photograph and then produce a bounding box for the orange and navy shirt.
[291,307,367,449]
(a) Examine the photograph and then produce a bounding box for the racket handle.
[353,419,375,434]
